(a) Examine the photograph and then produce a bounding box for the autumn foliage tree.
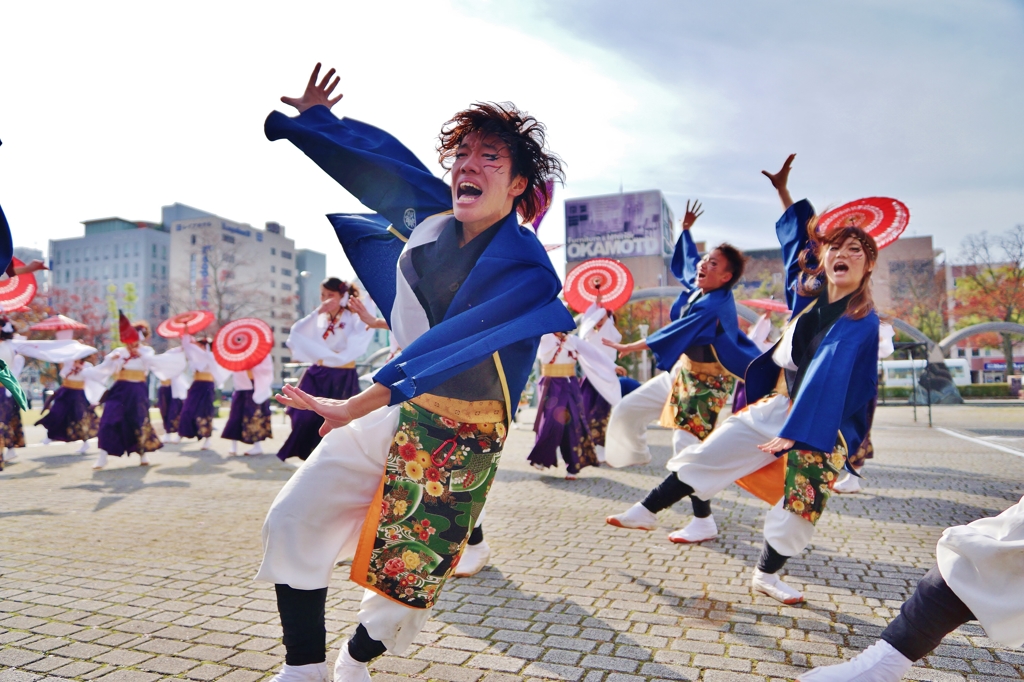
[955,225,1024,369]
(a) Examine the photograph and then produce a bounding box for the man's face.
[451,132,524,228]
[696,249,734,292]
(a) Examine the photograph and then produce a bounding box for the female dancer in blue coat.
[608,155,881,605]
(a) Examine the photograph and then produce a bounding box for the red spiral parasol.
[213,318,274,371]
[30,315,88,332]
[0,258,38,312]
[739,299,791,314]
[564,258,634,313]
[157,310,215,338]
[817,197,909,250]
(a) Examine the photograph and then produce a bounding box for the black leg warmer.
[756,541,789,574]
[880,566,975,661]
[347,623,388,663]
[690,495,712,518]
[275,584,328,666]
[468,525,484,546]
[641,473,695,513]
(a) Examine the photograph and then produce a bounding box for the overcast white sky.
[1,0,1021,279]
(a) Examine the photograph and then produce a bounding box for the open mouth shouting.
[832,261,850,275]
[456,181,483,204]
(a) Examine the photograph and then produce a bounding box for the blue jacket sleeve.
[373,254,575,405]
[0,203,13,276]
[670,229,700,291]
[646,303,718,372]
[264,106,452,232]
[776,199,816,313]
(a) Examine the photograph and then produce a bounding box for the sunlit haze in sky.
[1,0,1021,279]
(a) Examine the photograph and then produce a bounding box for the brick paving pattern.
[2,404,1023,681]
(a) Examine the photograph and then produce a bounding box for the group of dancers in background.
[0,272,384,471]
[1,69,1019,682]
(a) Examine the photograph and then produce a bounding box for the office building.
[295,249,327,317]
[48,219,171,347]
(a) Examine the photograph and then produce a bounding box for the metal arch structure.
[938,322,1024,354]
[627,287,761,324]
[891,318,936,351]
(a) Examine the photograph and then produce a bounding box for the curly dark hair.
[437,102,565,224]
[712,243,747,289]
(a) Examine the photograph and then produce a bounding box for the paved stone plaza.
[2,404,1023,682]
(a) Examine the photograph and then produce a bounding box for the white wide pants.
[605,371,673,467]
[255,405,430,655]
[669,394,817,557]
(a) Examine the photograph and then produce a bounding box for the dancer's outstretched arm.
[275,382,391,436]
[762,154,795,210]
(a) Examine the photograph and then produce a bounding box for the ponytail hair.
[796,219,878,321]
[321,277,361,307]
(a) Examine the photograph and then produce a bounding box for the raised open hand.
[761,154,796,209]
[281,63,343,114]
[762,154,797,191]
[681,199,704,231]
[275,384,353,435]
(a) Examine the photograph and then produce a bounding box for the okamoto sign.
[564,190,674,262]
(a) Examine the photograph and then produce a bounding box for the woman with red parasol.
[215,318,275,456]
[277,277,377,461]
[575,287,628,463]
[0,318,27,463]
[604,202,759,544]
[616,155,883,606]
[89,314,165,468]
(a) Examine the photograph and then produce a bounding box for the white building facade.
[165,203,310,385]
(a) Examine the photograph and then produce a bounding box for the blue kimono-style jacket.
[645,229,760,377]
[264,106,575,416]
[743,200,879,459]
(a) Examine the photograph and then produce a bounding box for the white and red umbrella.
[0,258,37,312]
[564,258,635,313]
[213,318,274,371]
[157,310,215,339]
[817,197,909,250]
[29,315,88,333]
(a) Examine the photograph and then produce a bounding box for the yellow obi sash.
[541,363,575,377]
[193,371,214,382]
[115,370,147,383]
[410,393,506,424]
[160,379,171,386]
[316,360,356,369]
[63,379,85,390]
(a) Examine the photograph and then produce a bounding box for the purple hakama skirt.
[178,380,216,439]
[157,384,183,434]
[97,380,162,457]
[221,389,272,444]
[527,376,596,475]
[580,377,612,448]
[0,389,25,450]
[37,386,98,442]
[277,365,360,461]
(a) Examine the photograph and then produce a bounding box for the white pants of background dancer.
[669,394,816,556]
[605,372,673,467]
[256,406,429,655]
[604,367,732,469]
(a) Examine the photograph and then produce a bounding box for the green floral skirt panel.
[353,398,507,609]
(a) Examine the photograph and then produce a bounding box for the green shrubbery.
[960,383,1011,398]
